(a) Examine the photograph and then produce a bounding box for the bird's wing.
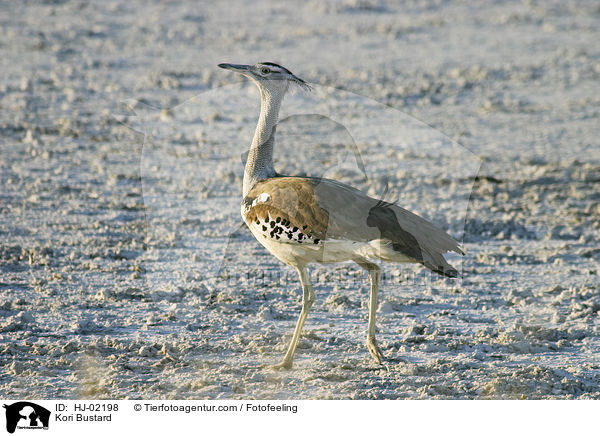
[242,177,329,244]
[310,177,463,253]
[243,176,463,275]
[310,177,464,276]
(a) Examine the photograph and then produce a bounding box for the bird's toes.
[270,360,293,371]
[367,338,384,365]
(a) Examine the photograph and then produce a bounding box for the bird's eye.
[261,67,270,74]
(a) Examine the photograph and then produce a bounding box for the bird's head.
[218,62,311,95]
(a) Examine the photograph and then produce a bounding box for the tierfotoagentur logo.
[3,402,50,434]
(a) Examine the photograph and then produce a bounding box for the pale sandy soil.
[1,0,599,399]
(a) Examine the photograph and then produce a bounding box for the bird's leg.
[272,266,315,370]
[355,258,384,365]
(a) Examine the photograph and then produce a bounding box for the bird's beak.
[218,63,251,73]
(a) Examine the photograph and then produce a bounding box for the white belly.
[246,220,404,266]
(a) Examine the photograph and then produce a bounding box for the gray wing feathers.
[311,178,463,276]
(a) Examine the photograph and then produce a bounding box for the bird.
[218,61,464,369]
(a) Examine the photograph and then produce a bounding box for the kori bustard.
[218,61,464,369]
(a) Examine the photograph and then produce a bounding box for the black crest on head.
[260,62,292,75]
[259,61,312,91]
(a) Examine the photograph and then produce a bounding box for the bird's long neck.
[243,87,282,197]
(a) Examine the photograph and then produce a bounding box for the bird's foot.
[270,359,293,370]
[367,337,384,365]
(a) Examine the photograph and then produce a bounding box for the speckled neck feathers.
[243,85,287,197]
